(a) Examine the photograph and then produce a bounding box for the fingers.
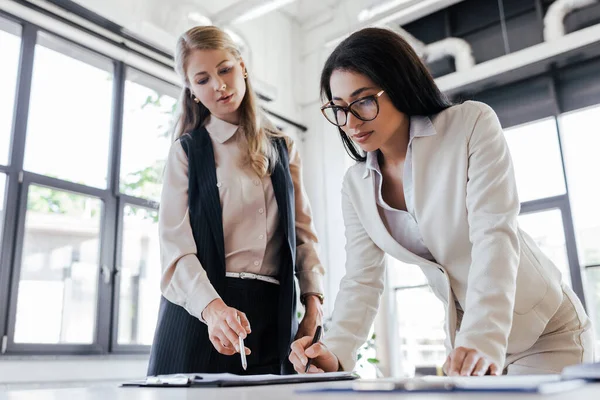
[216,321,239,352]
[472,358,490,376]
[237,311,252,334]
[305,343,327,359]
[448,347,468,376]
[289,336,314,373]
[446,347,500,376]
[459,350,480,376]
[489,363,501,376]
[225,311,247,339]
[290,337,312,360]
[307,365,324,373]
[210,335,236,355]
[289,352,306,373]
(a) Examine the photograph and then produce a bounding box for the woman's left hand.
[443,347,500,376]
[295,295,323,340]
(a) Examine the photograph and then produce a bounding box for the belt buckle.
[239,272,253,280]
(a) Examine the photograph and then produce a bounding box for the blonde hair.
[173,26,281,177]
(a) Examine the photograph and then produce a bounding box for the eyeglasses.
[320,90,385,127]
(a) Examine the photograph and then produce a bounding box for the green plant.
[356,332,383,378]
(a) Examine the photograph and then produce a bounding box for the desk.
[2,381,600,399]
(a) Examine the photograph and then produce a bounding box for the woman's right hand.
[289,336,340,373]
[202,299,251,356]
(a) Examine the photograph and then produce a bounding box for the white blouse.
[366,116,436,262]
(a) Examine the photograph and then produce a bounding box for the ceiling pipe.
[544,0,599,41]
[424,37,475,72]
[389,26,475,72]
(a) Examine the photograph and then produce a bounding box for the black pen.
[304,325,322,373]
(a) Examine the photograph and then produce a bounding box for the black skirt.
[147,277,281,376]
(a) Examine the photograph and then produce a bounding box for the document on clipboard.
[122,371,357,388]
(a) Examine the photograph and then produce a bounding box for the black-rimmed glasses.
[320,90,385,127]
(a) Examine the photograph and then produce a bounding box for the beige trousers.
[504,284,596,375]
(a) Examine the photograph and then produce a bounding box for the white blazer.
[324,101,564,371]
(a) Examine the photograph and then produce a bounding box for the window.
[518,209,571,286]
[0,16,182,355]
[120,70,178,202]
[117,205,160,345]
[585,268,600,354]
[560,106,600,267]
[388,259,446,374]
[0,18,21,166]
[560,105,600,352]
[504,118,566,203]
[14,185,102,344]
[23,32,113,188]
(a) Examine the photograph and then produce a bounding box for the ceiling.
[65,0,462,52]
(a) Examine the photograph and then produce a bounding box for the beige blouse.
[158,115,324,322]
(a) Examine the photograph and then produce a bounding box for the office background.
[0,0,599,386]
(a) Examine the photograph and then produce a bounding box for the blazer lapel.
[359,171,431,266]
[191,126,226,269]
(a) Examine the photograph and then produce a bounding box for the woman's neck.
[215,110,241,126]
[378,119,410,167]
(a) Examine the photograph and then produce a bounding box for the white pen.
[237,315,247,370]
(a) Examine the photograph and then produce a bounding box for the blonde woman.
[148,26,324,375]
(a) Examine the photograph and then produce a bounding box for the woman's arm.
[323,177,387,371]
[159,140,221,321]
[452,102,521,373]
[160,140,250,355]
[287,139,325,336]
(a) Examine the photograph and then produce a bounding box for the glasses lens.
[323,106,346,126]
[351,97,378,121]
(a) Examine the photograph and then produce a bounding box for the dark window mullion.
[519,194,567,214]
[118,194,159,211]
[110,196,125,352]
[0,21,36,350]
[549,75,587,309]
[559,200,586,308]
[20,171,108,198]
[97,60,126,353]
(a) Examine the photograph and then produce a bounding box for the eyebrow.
[332,86,375,101]
[194,59,230,77]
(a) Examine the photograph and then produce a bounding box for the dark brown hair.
[320,27,452,162]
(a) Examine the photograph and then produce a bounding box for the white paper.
[153,371,353,384]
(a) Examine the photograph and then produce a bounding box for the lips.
[218,93,233,103]
[352,131,373,144]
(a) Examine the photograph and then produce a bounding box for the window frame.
[0,11,176,355]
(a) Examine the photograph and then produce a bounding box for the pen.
[304,325,322,373]
[237,315,247,370]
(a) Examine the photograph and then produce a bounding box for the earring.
[193,97,200,104]
[244,71,248,79]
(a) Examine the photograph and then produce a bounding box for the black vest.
[147,126,297,375]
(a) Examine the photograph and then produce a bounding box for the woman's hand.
[443,346,500,376]
[202,299,251,356]
[289,336,339,373]
[295,295,323,340]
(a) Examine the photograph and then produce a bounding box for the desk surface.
[2,381,600,400]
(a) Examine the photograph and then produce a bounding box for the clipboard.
[122,371,357,388]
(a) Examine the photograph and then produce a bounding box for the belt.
[225,272,280,285]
